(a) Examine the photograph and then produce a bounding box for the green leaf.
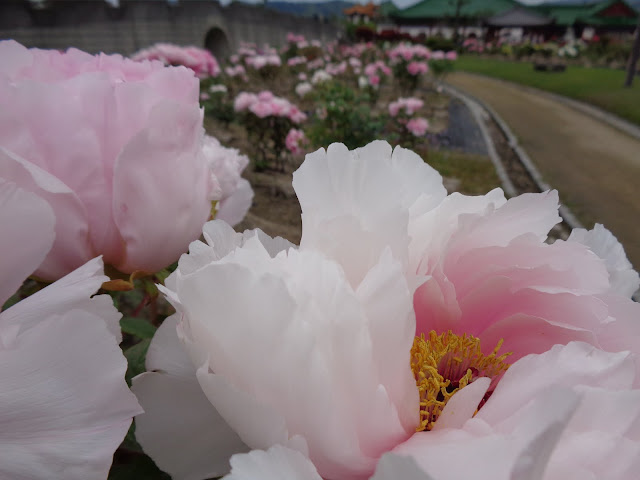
[108,452,170,480]
[120,316,157,340]
[124,339,151,385]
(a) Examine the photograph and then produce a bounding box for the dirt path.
[447,72,640,270]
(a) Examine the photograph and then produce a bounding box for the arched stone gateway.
[205,26,230,60]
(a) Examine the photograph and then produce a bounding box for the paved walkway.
[447,72,640,270]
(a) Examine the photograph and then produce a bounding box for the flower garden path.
[446,71,640,270]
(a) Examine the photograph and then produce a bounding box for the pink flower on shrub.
[406,117,429,136]
[389,97,424,117]
[445,50,458,61]
[285,128,308,155]
[369,74,380,86]
[131,43,220,78]
[287,32,306,44]
[431,50,445,60]
[407,61,429,76]
[225,65,246,77]
[0,40,214,279]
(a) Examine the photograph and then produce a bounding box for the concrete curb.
[442,82,585,231]
[459,72,640,142]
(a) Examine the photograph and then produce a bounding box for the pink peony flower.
[431,50,445,60]
[234,92,258,111]
[407,61,429,76]
[389,97,424,117]
[132,141,640,480]
[0,180,142,479]
[132,43,220,78]
[406,117,429,136]
[0,40,214,279]
[285,128,308,155]
[445,50,458,61]
[369,74,380,86]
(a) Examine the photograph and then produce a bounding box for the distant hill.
[264,1,356,19]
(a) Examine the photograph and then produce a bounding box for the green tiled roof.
[534,1,639,26]
[393,0,521,20]
[379,0,400,16]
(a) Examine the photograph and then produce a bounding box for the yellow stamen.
[411,330,511,432]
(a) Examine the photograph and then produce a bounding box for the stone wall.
[0,0,341,57]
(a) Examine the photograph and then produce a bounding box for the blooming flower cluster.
[389,97,424,117]
[407,61,429,76]
[132,141,640,480]
[131,43,220,77]
[245,54,282,70]
[234,91,306,124]
[406,117,429,136]
[285,128,308,155]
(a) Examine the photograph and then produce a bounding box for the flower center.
[411,330,511,432]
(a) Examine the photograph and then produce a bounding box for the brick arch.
[204,24,230,60]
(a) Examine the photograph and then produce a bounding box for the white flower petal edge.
[0,178,55,307]
[132,314,249,480]
[0,308,142,480]
[568,223,640,298]
[292,141,446,288]
[223,445,323,480]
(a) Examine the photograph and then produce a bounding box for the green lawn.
[455,56,640,126]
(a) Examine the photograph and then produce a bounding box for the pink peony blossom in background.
[287,56,308,67]
[131,43,220,78]
[285,128,308,155]
[287,33,306,44]
[445,50,458,61]
[0,40,214,280]
[389,97,424,117]
[431,50,445,60]
[0,179,142,479]
[406,117,429,136]
[200,135,254,227]
[407,61,429,76]
[235,91,306,124]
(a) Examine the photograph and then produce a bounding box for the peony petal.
[371,454,435,480]
[224,445,322,480]
[0,147,93,280]
[217,178,254,227]
[132,371,248,480]
[0,179,55,306]
[393,387,578,480]
[432,377,490,431]
[1,257,114,341]
[0,309,141,480]
[112,101,211,273]
[144,313,195,377]
[567,224,640,297]
[477,342,635,427]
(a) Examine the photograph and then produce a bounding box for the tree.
[624,14,640,87]
[449,0,471,43]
